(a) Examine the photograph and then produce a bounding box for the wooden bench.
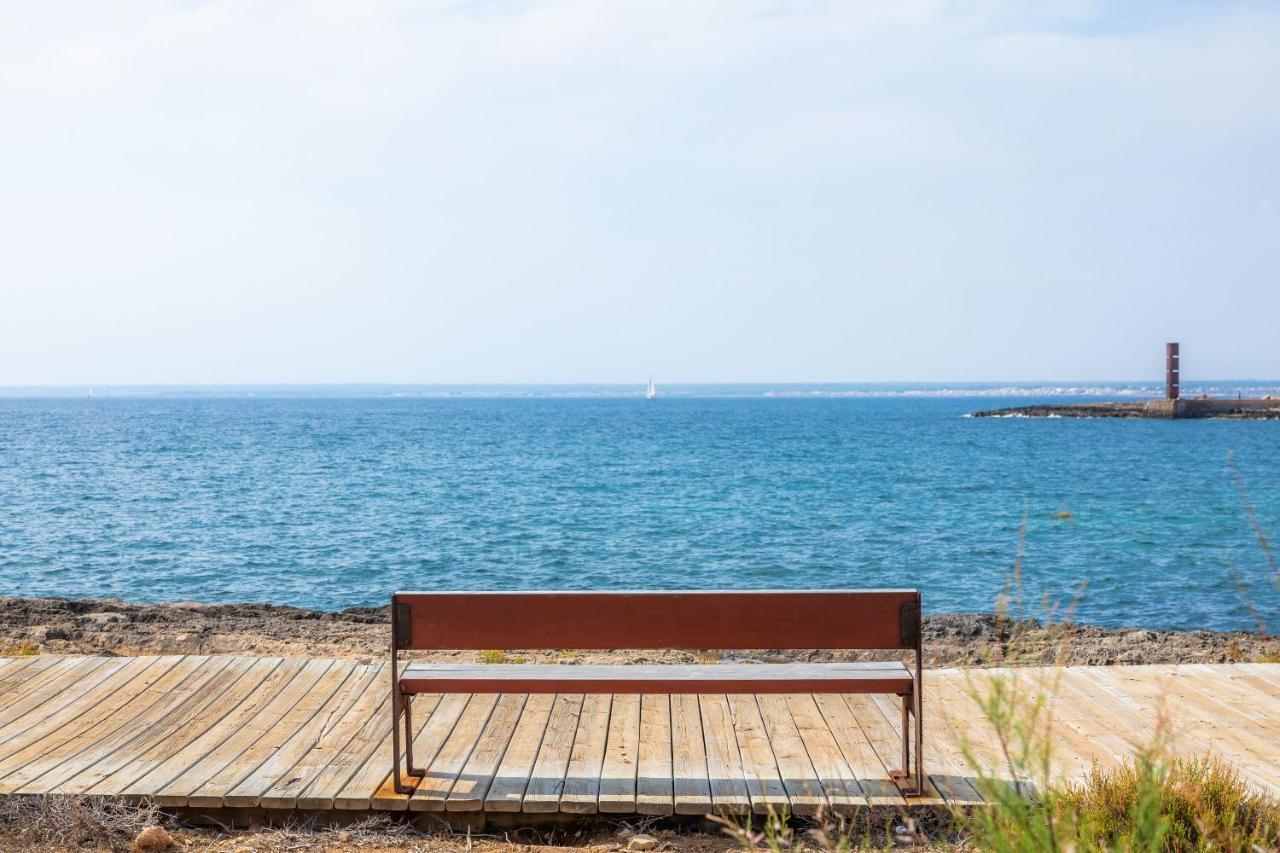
[390,589,924,797]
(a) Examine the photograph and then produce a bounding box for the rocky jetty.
[972,402,1150,418]
[972,398,1280,419]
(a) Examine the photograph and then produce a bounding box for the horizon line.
[3,379,1279,391]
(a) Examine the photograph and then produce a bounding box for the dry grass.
[0,806,729,853]
[711,805,961,852]
[180,818,726,853]
[180,814,433,851]
[1057,755,1280,851]
[0,640,41,657]
[710,756,1280,852]
[478,650,526,664]
[0,794,165,851]
[962,732,1280,851]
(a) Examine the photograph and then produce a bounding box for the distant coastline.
[4,381,1280,399]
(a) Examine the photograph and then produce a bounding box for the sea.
[2,382,1278,633]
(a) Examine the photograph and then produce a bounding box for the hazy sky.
[2,1,1278,385]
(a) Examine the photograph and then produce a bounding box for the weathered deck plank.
[785,694,866,813]
[698,693,751,816]
[1,657,199,794]
[66,657,263,796]
[0,657,70,718]
[245,663,384,808]
[268,663,391,809]
[812,693,906,808]
[443,693,527,811]
[483,693,553,812]
[188,659,357,808]
[559,693,612,814]
[522,693,583,813]
[670,694,712,815]
[598,693,641,813]
[410,692,500,811]
[635,693,674,815]
[0,658,152,758]
[728,693,789,815]
[757,694,828,815]
[155,659,333,807]
[0,658,119,736]
[102,658,286,799]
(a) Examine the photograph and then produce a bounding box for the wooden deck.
[0,656,1277,821]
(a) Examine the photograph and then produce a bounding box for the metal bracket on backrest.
[393,602,413,649]
[899,599,920,648]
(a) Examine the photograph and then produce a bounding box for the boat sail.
[646,377,656,400]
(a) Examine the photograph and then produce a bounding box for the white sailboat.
[645,377,656,400]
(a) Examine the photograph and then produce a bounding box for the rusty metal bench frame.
[390,589,923,797]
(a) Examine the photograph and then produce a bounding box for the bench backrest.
[391,589,921,651]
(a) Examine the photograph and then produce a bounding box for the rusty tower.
[1166,342,1180,400]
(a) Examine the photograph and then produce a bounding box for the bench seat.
[399,661,913,695]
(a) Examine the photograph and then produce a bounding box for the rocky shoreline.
[3,596,1276,667]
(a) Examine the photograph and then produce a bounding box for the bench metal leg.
[391,682,408,794]
[390,623,424,796]
[901,693,911,778]
[915,667,924,794]
[891,632,925,797]
[404,692,424,778]
[392,690,426,794]
[890,691,919,795]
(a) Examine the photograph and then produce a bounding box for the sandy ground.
[3,596,1277,666]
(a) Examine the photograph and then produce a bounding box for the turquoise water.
[1,392,1277,631]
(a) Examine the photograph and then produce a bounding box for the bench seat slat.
[399,662,913,695]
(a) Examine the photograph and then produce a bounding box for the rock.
[628,834,659,851]
[1125,630,1156,643]
[133,825,173,850]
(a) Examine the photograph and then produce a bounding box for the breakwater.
[972,398,1280,419]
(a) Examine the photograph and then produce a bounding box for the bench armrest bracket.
[393,603,413,649]
[899,599,920,648]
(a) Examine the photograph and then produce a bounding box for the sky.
[1,1,1278,385]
